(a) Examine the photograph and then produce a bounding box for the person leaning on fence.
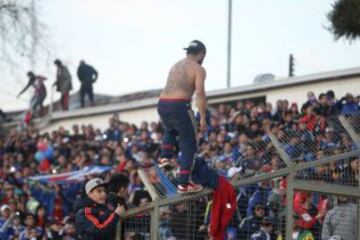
[75,178,125,240]
[321,196,358,240]
[239,203,265,239]
[250,217,273,240]
[106,174,130,210]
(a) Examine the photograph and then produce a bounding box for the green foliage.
[327,0,360,41]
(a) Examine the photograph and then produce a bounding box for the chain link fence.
[118,113,360,240]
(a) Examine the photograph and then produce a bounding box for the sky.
[2,0,360,111]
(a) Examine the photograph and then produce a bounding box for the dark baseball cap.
[183,40,206,54]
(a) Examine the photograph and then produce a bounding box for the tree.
[327,0,360,41]
[0,0,48,67]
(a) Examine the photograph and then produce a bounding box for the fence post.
[137,168,159,201]
[337,115,360,239]
[285,173,294,240]
[269,134,293,167]
[115,219,123,240]
[151,199,160,240]
[269,133,294,239]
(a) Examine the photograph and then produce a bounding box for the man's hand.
[115,204,125,216]
[316,208,327,219]
[199,224,208,232]
[199,117,207,132]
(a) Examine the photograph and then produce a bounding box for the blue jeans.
[158,99,198,184]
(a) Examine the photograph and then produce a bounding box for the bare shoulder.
[199,66,206,76]
[184,60,205,73]
[195,65,206,80]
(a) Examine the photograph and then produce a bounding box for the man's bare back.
[160,59,201,100]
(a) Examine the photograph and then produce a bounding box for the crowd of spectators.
[0,90,359,240]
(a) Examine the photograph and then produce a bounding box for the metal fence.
[118,113,360,240]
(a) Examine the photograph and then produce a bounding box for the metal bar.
[150,199,160,240]
[123,201,155,217]
[158,189,212,208]
[337,115,360,240]
[338,115,360,144]
[137,168,159,200]
[293,180,360,198]
[226,0,232,88]
[285,173,294,240]
[231,167,290,186]
[123,189,212,218]
[269,133,293,167]
[294,149,360,172]
[115,220,122,240]
[231,149,360,188]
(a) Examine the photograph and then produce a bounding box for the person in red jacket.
[75,178,125,240]
[299,105,317,131]
[293,192,326,231]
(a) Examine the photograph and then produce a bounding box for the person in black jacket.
[77,60,98,108]
[239,204,265,239]
[107,174,130,209]
[75,178,124,240]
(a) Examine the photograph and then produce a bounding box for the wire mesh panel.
[272,115,355,165]
[294,154,360,186]
[234,176,287,240]
[161,193,211,240]
[123,211,151,240]
[231,136,288,183]
[344,111,360,136]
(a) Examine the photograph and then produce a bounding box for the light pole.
[227,0,232,88]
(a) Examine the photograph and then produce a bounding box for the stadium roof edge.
[37,66,360,122]
[208,66,360,98]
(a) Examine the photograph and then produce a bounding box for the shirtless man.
[158,40,207,193]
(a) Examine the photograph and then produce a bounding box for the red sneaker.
[177,183,203,194]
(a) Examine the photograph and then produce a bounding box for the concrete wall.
[207,76,360,107]
[42,107,159,133]
[265,76,360,106]
[41,75,360,133]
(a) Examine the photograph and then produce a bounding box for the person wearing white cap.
[227,167,242,180]
[75,178,125,240]
[0,204,15,240]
